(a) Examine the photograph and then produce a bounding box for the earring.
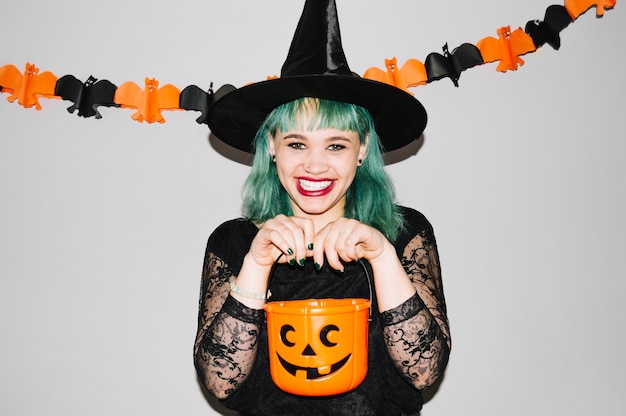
[272,154,276,162]
[358,159,362,165]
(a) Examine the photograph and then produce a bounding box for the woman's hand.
[250,215,391,271]
[233,215,315,308]
[312,217,392,271]
[249,214,316,268]
[312,217,416,313]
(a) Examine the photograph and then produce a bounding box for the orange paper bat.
[477,26,537,72]
[0,63,58,109]
[363,57,427,94]
[114,77,180,123]
[565,0,617,19]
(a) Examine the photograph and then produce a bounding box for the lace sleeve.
[193,252,263,399]
[380,229,451,389]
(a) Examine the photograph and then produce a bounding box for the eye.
[287,142,306,150]
[280,324,296,347]
[327,143,346,152]
[320,324,339,347]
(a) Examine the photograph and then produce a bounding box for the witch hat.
[207,0,427,153]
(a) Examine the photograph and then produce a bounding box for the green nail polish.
[299,258,306,266]
[287,248,294,255]
[314,262,321,270]
[289,258,296,266]
[307,243,314,250]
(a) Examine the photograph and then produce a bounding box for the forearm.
[370,239,450,389]
[381,293,450,389]
[194,295,263,399]
[368,240,416,312]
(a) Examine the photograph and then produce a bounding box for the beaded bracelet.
[230,280,272,300]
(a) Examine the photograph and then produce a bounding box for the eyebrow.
[281,133,353,142]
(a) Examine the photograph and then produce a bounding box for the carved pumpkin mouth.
[277,353,351,380]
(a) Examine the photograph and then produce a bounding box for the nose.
[304,150,328,175]
[301,344,316,356]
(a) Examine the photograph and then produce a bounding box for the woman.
[194,1,450,415]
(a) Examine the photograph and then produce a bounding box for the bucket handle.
[268,254,373,321]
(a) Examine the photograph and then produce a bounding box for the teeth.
[318,365,331,375]
[299,179,332,191]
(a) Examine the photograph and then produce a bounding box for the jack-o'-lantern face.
[278,323,350,380]
[265,298,370,396]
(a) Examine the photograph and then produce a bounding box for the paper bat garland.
[0,1,618,124]
[362,1,614,89]
[55,75,118,118]
[114,78,181,124]
[0,65,233,124]
[0,63,58,110]
[565,0,617,18]
[179,83,236,124]
[477,26,537,72]
[424,43,484,87]
[362,57,427,94]
[525,5,573,50]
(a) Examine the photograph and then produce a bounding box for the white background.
[1,1,624,415]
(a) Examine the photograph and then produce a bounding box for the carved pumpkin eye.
[280,324,296,347]
[320,324,339,347]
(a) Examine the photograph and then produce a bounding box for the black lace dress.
[194,207,450,416]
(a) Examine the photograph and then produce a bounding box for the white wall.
[1,1,624,415]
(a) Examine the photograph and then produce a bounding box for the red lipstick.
[296,177,335,197]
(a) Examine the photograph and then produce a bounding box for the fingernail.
[307,243,314,250]
[287,248,294,255]
[314,262,321,271]
[299,258,306,266]
[289,258,296,266]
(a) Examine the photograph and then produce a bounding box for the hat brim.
[207,75,427,153]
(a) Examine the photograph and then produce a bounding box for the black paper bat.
[424,43,484,87]
[55,75,118,118]
[179,83,236,124]
[525,5,573,50]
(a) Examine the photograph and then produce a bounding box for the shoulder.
[397,206,434,233]
[208,217,258,246]
[205,218,258,268]
[209,217,256,239]
[394,206,437,249]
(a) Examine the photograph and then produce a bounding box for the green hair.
[242,98,404,241]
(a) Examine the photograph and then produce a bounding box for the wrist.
[367,240,394,266]
[230,280,272,300]
[231,253,274,307]
[244,250,277,269]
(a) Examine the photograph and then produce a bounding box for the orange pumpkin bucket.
[264,260,372,396]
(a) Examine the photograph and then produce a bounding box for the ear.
[358,136,368,164]
[268,135,276,158]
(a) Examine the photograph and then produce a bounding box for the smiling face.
[269,126,367,226]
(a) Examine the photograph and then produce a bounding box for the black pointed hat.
[207,0,427,153]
